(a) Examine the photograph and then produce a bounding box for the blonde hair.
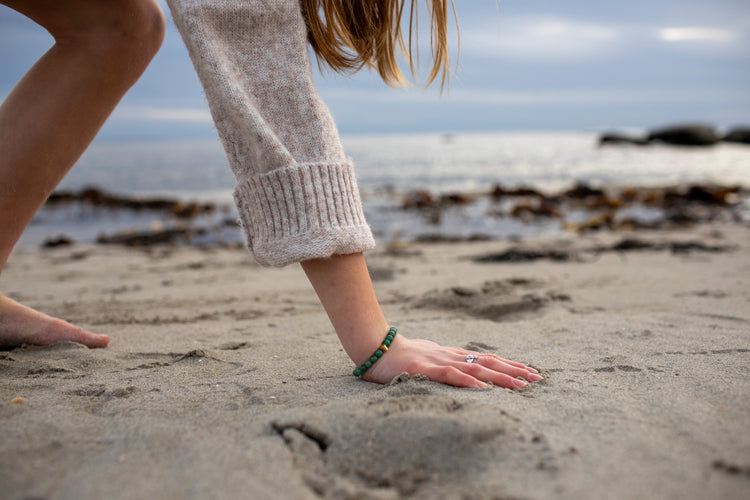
[302,0,457,90]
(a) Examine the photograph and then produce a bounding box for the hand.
[362,334,542,389]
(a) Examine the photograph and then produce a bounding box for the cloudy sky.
[1,0,749,139]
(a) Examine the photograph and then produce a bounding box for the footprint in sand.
[67,384,138,399]
[412,279,570,323]
[121,349,243,371]
[271,382,557,498]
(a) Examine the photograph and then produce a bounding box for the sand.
[1,223,749,499]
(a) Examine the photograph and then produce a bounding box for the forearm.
[300,253,390,365]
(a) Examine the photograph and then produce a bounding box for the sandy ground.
[1,224,749,499]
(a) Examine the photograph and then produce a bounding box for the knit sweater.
[167,0,376,266]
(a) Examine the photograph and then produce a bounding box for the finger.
[503,360,538,373]
[455,349,538,373]
[477,357,542,382]
[419,364,488,389]
[489,355,539,373]
[458,352,541,381]
[459,362,528,390]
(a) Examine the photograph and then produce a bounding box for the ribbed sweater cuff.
[233,162,376,267]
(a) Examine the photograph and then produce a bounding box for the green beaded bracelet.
[352,327,397,378]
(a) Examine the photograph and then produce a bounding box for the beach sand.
[2,223,749,499]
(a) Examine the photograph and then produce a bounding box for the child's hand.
[362,334,542,389]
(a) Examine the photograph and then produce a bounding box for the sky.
[1,0,749,140]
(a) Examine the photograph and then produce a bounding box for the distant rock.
[722,127,750,144]
[598,132,648,146]
[46,186,218,218]
[563,183,605,199]
[647,124,719,146]
[401,190,434,209]
[489,184,543,198]
[42,235,75,248]
[97,227,204,246]
[600,123,750,148]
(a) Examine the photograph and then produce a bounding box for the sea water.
[19,131,750,247]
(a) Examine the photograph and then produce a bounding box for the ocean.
[19,131,750,247]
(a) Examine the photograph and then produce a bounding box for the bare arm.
[301,253,542,388]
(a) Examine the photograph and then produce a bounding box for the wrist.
[341,319,391,365]
[352,326,397,377]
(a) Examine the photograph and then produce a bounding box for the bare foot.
[0,293,109,349]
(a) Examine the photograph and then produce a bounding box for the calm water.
[20,131,750,247]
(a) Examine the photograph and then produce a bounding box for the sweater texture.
[167,0,375,266]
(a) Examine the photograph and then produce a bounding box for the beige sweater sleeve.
[166,0,375,266]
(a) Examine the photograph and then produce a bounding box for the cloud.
[320,88,750,106]
[459,16,620,60]
[658,27,737,43]
[114,107,212,122]
[449,88,750,105]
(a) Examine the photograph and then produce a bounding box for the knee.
[118,1,167,64]
[55,1,166,79]
[97,1,166,72]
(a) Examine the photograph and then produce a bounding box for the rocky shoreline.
[39,181,749,248]
[599,123,750,147]
[399,181,747,241]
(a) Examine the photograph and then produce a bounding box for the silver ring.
[465,354,479,364]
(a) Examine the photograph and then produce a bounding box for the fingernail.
[514,379,527,389]
[527,373,543,382]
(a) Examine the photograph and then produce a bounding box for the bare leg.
[301,253,543,389]
[0,0,165,348]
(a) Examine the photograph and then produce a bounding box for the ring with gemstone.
[465,354,479,363]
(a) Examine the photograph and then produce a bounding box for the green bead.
[353,328,398,377]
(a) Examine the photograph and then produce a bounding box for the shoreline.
[3,222,749,499]
[19,180,750,250]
